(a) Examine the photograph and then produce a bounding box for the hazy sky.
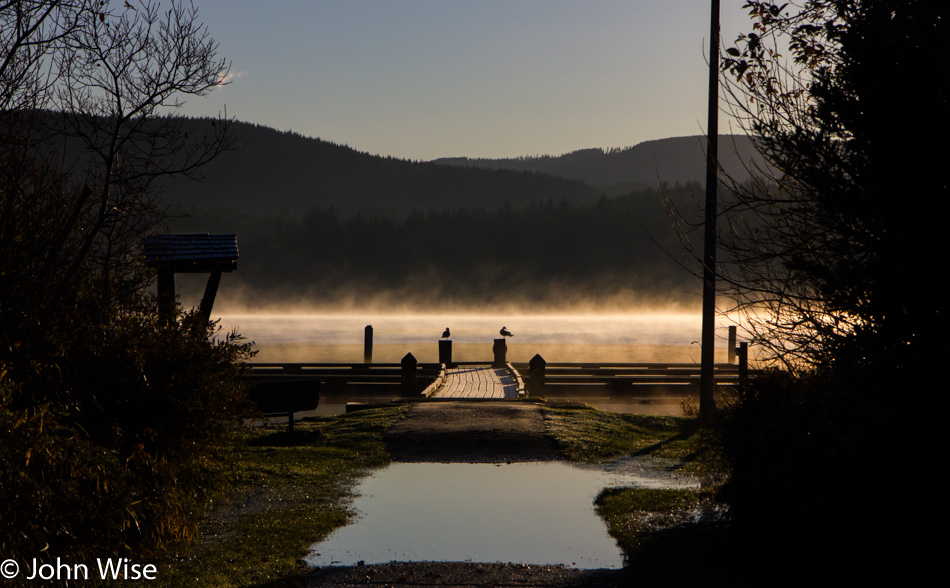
[178,0,752,161]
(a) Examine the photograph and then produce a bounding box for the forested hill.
[163,120,765,216]
[162,119,601,216]
[432,135,765,194]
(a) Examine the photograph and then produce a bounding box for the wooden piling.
[439,339,453,366]
[364,325,373,363]
[401,352,418,396]
[492,338,507,368]
[728,326,737,364]
[528,353,546,397]
[737,342,749,389]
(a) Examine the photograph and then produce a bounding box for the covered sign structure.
[144,233,239,325]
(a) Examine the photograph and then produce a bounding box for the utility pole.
[700,0,720,420]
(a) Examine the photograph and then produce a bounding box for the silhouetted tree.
[1,0,247,563]
[712,2,948,580]
[2,1,231,323]
[719,0,949,371]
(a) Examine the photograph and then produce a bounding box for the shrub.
[0,289,253,564]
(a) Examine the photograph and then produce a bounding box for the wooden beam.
[197,269,223,325]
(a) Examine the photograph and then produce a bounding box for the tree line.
[172,184,703,308]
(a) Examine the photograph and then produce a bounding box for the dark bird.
[500,326,514,338]
[442,327,451,339]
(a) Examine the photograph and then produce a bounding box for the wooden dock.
[430,365,520,399]
[246,357,745,409]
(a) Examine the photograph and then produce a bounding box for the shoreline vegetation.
[156,402,718,587]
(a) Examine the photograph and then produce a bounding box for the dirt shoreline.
[296,401,631,587]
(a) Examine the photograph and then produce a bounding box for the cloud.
[216,70,248,86]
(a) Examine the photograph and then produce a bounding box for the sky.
[177,0,753,161]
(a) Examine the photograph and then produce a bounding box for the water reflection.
[305,461,698,569]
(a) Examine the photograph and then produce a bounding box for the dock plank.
[434,365,518,399]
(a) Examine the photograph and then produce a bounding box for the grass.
[541,405,706,466]
[542,404,727,568]
[154,405,408,587]
[594,487,707,551]
[593,486,727,580]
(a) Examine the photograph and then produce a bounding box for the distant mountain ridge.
[163,120,600,216]
[432,134,765,194]
[163,120,765,215]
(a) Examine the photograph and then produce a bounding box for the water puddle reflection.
[306,461,697,569]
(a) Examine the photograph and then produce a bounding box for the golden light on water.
[217,311,741,364]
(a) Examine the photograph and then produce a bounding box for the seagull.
[500,326,514,338]
[442,327,451,339]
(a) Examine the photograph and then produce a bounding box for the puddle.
[305,461,698,569]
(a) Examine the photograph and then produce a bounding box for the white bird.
[500,326,513,338]
[442,327,451,339]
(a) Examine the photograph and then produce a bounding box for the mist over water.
[218,311,736,364]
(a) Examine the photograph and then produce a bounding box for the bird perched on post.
[442,327,451,339]
[500,326,513,338]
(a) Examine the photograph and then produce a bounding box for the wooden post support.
[528,353,546,397]
[197,269,223,327]
[492,338,507,368]
[401,352,418,396]
[728,326,737,364]
[439,339,452,366]
[738,342,749,389]
[364,325,373,364]
[287,408,295,433]
[157,266,176,326]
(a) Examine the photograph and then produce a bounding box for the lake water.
[305,461,700,569]
[222,312,737,416]
[218,312,735,364]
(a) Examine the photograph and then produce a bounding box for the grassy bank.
[542,405,725,568]
[541,405,703,465]
[156,405,408,587]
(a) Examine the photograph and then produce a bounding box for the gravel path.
[383,401,559,463]
[304,561,629,587]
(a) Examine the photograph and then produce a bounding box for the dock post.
[492,338,507,367]
[401,352,418,396]
[528,353,546,397]
[737,342,748,390]
[364,325,373,363]
[439,339,453,366]
[728,326,737,363]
